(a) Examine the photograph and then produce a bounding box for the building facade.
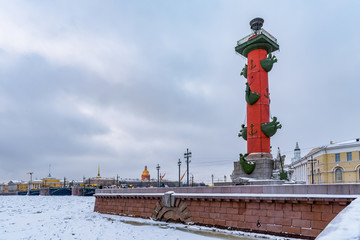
[292,139,360,184]
[7,180,28,192]
[307,139,360,184]
[291,159,308,183]
[30,180,42,189]
[42,177,61,188]
[290,142,308,183]
[0,183,7,192]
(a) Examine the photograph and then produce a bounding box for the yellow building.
[30,180,42,189]
[304,139,360,184]
[42,177,61,187]
[7,181,28,192]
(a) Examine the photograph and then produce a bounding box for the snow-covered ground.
[0,196,299,240]
[316,197,360,240]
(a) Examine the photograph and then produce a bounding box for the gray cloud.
[0,1,359,183]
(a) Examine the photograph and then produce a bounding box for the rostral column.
[233,18,282,180]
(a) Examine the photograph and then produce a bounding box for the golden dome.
[141,166,150,181]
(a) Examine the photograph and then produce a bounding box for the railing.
[236,28,278,46]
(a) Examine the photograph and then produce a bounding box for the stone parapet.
[96,183,360,195]
[94,188,359,239]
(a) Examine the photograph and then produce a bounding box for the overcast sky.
[0,1,359,183]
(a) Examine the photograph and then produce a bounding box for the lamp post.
[156,164,160,187]
[309,157,317,184]
[184,148,192,187]
[178,158,181,187]
[27,172,33,196]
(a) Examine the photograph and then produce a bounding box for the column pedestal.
[231,153,275,184]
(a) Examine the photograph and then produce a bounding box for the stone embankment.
[94,184,360,239]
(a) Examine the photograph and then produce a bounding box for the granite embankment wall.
[0,192,17,195]
[94,184,360,239]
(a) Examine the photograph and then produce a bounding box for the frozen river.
[0,196,295,240]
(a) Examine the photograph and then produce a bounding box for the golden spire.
[96,164,101,178]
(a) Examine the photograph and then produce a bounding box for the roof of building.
[294,142,300,151]
[142,166,150,176]
[8,180,25,184]
[291,138,360,166]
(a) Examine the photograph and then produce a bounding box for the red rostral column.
[246,48,270,153]
[235,18,281,178]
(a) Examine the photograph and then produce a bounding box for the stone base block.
[231,153,274,183]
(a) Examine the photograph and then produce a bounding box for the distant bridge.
[16,187,96,196]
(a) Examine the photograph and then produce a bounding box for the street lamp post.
[309,157,317,184]
[27,172,33,196]
[156,164,160,187]
[178,158,181,187]
[184,148,192,187]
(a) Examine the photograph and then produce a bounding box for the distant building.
[42,177,61,188]
[0,183,7,192]
[118,178,179,188]
[88,165,116,187]
[307,139,360,184]
[141,166,150,181]
[291,139,360,184]
[290,142,308,183]
[42,167,61,188]
[30,180,42,189]
[292,142,301,163]
[7,180,28,192]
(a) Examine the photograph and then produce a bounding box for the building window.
[335,153,340,162]
[335,168,343,182]
[347,152,352,161]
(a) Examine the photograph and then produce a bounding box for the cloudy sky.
[0,1,359,183]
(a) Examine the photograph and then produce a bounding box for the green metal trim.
[245,83,260,105]
[242,43,273,58]
[260,53,277,72]
[280,171,288,180]
[235,34,279,57]
[240,64,247,79]
[261,116,282,137]
[238,124,247,141]
[239,153,256,175]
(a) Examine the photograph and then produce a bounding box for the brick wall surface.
[96,184,360,195]
[183,198,351,238]
[94,196,160,218]
[94,192,355,239]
